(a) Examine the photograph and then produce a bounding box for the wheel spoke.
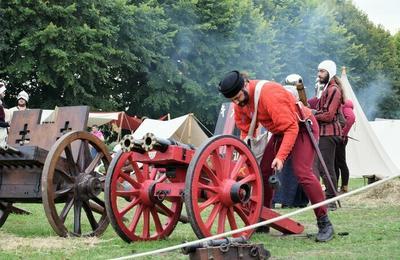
[202,164,221,186]
[210,150,223,181]
[230,155,246,180]
[55,185,73,198]
[198,183,218,193]
[82,201,99,231]
[149,168,158,180]
[77,140,92,172]
[128,204,143,232]
[84,152,103,175]
[119,197,140,217]
[91,196,105,208]
[233,205,251,225]
[116,190,140,198]
[60,197,74,222]
[205,203,222,231]
[221,145,234,179]
[150,208,164,234]
[129,158,145,182]
[119,172,141,189]
[142,207,150,238]
[217,207,227,233]
[89,201,105,215]
[58,170,75,183]
[64,144,78,175]
[199,195,219,212]
[156,202,174,217]
[238,174,256,185]
[73,200,82,234]
[227,207,238,230]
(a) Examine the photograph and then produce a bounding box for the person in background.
[6,90,29,122]
[90,124,105,158]
[218,70,334,242]
[91,124,105,141]
[335,99,355,193]
[0,83,10,147]
[309,60,345,211]
[272,74,309,208]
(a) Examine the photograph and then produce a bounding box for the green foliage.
[1,0,399,128]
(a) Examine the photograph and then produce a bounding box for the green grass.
[1,178,399,259]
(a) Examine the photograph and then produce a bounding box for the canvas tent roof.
[40,110,141,131]
[341,68,400,178]
[132,113,208,147]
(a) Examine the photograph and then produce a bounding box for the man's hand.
[271,158,283,171]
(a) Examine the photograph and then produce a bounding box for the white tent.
[132,113,208,147]
[341,68,400,178]
[370,119,400,170]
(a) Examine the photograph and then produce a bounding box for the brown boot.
[340,186,348,193]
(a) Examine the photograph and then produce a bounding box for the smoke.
[356,75,393,120]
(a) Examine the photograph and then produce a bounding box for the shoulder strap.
[247,80,268,138]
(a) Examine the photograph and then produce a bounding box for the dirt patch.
[0,233,102,251]
[347,178,400,206]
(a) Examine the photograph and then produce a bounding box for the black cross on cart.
[0,106,111,237]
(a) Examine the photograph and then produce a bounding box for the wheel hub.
[219,180,251,206]
[76,174,102,200]
[138,180,155,206]
[230,182,251,204]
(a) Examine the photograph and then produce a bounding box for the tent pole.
[117,113,123,142]
[188,113,193,144]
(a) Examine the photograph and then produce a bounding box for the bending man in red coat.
[218,71,334,242]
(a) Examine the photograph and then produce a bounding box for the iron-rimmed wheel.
[0,201,11,228]
[185,135,263,239]
[105,151,182,242]
[42,131,111,237]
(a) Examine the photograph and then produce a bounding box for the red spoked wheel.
[185,135,263,239]
[105,151,183,242]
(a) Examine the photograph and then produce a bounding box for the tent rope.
[192,115,213,137]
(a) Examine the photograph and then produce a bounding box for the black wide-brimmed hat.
[218,70,244,98]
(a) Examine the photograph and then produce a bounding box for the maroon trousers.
[260,115,327,218]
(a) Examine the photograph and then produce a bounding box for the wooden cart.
[0,106,111,237]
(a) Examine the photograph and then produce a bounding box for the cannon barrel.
[181,236,247,254]
[120,132,195,153]
[0,144,21,155]
[120,135,146,153]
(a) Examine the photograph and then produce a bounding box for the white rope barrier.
[112,173,400,260]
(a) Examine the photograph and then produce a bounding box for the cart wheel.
[0,202,12,228]
[42,131,111,237]
[105,151,183,242]
[185,135,263,239]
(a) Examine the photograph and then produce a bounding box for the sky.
[351,0,399,35]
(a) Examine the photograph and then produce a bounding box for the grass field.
[0,178,399,259]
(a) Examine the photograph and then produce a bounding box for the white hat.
[17,90,29,102]
[318,60,337,82]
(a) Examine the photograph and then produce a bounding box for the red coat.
[342,99,355,137]
[234,80,311,162]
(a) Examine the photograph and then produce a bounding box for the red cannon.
[104,133,304,242]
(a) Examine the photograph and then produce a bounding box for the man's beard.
[238,90,249,107]
[319,74,329,84]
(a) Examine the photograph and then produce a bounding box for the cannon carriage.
[0,106,111,237]
[105,131,305,243]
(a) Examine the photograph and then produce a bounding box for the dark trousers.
[260,115,327,219]
[335,138,349,187]
[317,136,340,198]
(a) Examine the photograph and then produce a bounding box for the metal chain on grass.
[111,173,400,260]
